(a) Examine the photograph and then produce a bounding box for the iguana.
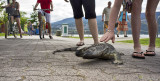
[53,43,124,64]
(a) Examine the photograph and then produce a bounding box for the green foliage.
[117,38,160,48]
[0,0,5,13]
[30,11,38,24]
[0,0,6,24]
[20,11,29,30]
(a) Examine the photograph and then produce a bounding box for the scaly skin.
[53,43,123,65]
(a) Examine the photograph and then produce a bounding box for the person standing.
[34,0,53,39]
[24,22,28,34]
[64,0,99,46]
[28,21,33,36]
[117,1,130,37]
[102,1,112,34]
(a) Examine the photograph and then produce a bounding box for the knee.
[145,11,155,18]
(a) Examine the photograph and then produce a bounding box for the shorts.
[104,21,108,28]
[38,10,51,23]
[13,15,20,19]
[70,0,96,19]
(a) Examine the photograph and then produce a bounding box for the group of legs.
[11,16,22,38]
[131,0,159,58]
[38,10,53,39]
[100,0,159,59]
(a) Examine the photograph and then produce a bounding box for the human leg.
[144,0,159,56]
[82,0,99,44]
[45,12,52,39]
[70,0,85,46]
[131,0,144,58]
[75,18,84,46]
[15,18,22,38]
[104,27,106,34]
[88,18,99,44]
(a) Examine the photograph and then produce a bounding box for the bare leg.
[145,0,159,51]
[104,27,106,34]
[16,18,22,38]
[11,16,14,24]
[75,18,84,45]
[38,12,42,22]
[131,0,145,58]
[131,0,143,52]
[117,31,120,37]
[47,22,52,36]
[124,31,127,37]
[88,18,99,44]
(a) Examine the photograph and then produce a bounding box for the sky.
[2,0,160,22]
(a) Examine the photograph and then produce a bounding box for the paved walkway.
[0,36,160,81]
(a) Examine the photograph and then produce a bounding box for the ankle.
[147,47,155,51]
[134,47,142,52]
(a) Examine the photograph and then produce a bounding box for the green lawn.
[0,33,5,36]
[117,38,160,48]
[68,36,93,39]
[0,33,28,36]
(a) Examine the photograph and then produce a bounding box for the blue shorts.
[13,15,20,19]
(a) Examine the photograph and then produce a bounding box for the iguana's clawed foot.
[113,60,123,65]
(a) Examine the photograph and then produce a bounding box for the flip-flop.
[76,42,85,46]
[132,52,145,59]
[144,50,156,56]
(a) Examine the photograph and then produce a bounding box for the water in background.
[69,34,160,38]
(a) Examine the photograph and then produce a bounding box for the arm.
[50,1,53,11]
[1,4,11,8]
[102,8,105,21]
[102,13,105,22]
[34,2,39,11]
[17,2,20,10]
[127,15,130,22]
[100,0,123,43]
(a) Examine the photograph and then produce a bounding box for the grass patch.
[57,36,93,39]
[68,36,93,39]
[0,33,28,36]
[117,38,160,48]
[0,33,5,36]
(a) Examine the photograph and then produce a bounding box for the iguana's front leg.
[113,53,123,65]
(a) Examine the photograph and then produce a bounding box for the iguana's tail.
[53,47,78,54]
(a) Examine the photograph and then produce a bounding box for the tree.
[20,11,29,30]
[30,11,38,24]
[0,0,6,24]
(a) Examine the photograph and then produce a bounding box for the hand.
[33,8,36,11]
[1,6,5,8]
[100,31,115,43]
[64,0,69,2]
[50,9,53,11]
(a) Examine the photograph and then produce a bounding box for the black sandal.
[132,52,145,59]
[144,50,156,56]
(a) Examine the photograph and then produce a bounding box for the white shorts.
[38,10,51,23]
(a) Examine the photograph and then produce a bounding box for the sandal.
[132,52,145,59]
[76,41,85,46]
[144,50,156,56]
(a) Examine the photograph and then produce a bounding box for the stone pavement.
[0,36,160,81]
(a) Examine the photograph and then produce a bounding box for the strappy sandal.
[144,50,156,56]
[76,42,85,46]
[132,52,145,59]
